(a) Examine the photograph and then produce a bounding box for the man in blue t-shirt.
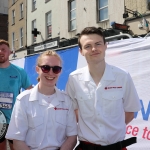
[0,39,32,150]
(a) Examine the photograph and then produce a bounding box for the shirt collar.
[29,84,39,101]
[29,84,64,106]
[79,63,115,81]
[82,66,92,81]
[102,63,116,81]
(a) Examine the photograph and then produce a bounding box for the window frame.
[32,19,36,43]
[12,32,15,50]
[97,0,108,22]
[20,28,23,47]
[12,0,15,5]
[147,0,150,10]
[46,11,52,38]
[12,10,15,25]
[68,0,76,31]
[45,0,50,3]
[32,0,36,11]
[20,3,23,19]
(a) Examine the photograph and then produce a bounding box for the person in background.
[6,50,77,150]
[0,39,32,150]
[66,27,141,150]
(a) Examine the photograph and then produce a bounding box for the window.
[45,0,50,3]
[32,20,36,43]
[148,0,150,10]
[97,0,108,21]
[46,11,52,38]
[20,28,23,47]
[32,0,36,11]
[12,32,15,50]
[69,0,76,31]
[12,0,15,5]
[20,3,23,19]
[12,10,15,24]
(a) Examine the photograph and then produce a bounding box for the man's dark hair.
[78,27,106,49]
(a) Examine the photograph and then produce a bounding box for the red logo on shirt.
[105,86,122,90]
[54,107,69,110]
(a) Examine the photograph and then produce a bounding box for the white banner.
[10,58,25,68]
[106,37,150,150]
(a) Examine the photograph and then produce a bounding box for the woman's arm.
[13,140,30,150]
[60,135,77,150]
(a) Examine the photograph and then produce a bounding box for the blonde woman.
[6,50,77,150]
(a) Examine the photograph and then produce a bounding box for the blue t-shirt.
[0,63,31,123]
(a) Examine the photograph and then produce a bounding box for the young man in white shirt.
[66,27,141,150]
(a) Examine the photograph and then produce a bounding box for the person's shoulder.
[59,89,68,96]
[56,88,68,97]
[10,63,24,72]
[56,88,72,103]
[70,66,87,76]
[109,64,129,75]
[17,89,31,101]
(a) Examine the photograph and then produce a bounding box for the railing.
[105,34,132,42]
[144,32,150,38]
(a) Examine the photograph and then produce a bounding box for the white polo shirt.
[66,63,141,145]
[6,84,77,150]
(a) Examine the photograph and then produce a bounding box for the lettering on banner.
[126,125,150,140]
[134,100,150,121]
[126,100,150,141]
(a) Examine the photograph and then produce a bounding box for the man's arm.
[60,135,77,150]
[125,112,134,125]
[123,73,141,124]
[13,140,30,150]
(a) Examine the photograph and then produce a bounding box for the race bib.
[0,92,13,109]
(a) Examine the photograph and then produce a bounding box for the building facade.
[26,0,125,55]
[9,0,126,58]
[0,0,8,41]
[8,0,27,59]
[124,0,150,36]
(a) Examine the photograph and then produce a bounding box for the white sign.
[34,41,58,51]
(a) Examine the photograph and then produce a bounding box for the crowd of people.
[0,26,141,150]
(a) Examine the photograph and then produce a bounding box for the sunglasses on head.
[38,65,62,74]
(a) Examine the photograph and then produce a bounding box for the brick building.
[8,0,27,59]
[9,0,125,59]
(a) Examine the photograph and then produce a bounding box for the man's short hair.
[0,39,9,48]
[78,27,106,49]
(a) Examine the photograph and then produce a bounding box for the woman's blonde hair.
[36,50,62,82]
